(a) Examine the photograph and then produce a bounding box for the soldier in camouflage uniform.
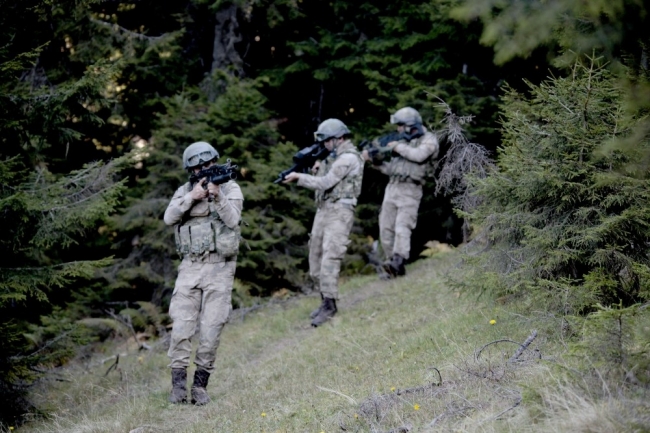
[362,107,439,277]
[163,141,243,405]
[283,119,364,327]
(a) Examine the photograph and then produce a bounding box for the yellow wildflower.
[414,404,420,410]
[390,386,396,392]
[261,412,267,417]
[489,319,496,325]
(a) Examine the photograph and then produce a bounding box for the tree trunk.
[212,4,243,76]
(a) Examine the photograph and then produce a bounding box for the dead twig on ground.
[428,367,443,386]
[474,330,538,363]
[508,330,538,363]
[475,339,522,361]
[104,354,119,377]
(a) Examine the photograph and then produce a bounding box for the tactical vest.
[173,181,241,260]
[315,142,364,205]
[387,131,437,184]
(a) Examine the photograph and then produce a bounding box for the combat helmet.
[183,141,219,170]
[314,118,351,142]
[390,107,422,126]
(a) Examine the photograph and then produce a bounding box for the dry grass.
[15,254,648,433]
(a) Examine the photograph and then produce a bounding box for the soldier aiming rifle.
[163,141,244,406]
[360,123,425,165]
[362,107,438,278]
[281,119,363,327]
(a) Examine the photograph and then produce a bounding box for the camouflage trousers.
[379,181,423,260]
[167,255,235,374]
[309,201,355,300]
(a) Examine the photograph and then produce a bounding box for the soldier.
[362,107,439,277]
[283,119,364,327]
[163,141,243,405]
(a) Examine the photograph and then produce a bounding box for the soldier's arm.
[393,134,439,162]
[212,182,244,229]
[163,185,195,226]
[296,154,357,191]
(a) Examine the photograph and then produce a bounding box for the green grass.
[15,254,648,433]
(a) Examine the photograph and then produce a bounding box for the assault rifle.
[360,124,424,164]
[274,143,331,184]
[189,159,238,188]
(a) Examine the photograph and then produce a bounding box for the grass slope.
[17,254,642,433]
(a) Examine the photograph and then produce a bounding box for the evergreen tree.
[459,57,650,314]
[453,0,650,173]
[452,0,650,67]
[0,157,127,425]
[0,1,131,424]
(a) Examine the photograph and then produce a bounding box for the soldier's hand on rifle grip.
[283,172,300,184]
[191,178,209,201]
[311,161,321,174]
[207,181,221,199]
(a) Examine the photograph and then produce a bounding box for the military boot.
[385,254,406,278]
[169,368,187,404]
[191,368,211,406]
[311,297,337,327]
[393,254,406,276]
[310,294,325,319]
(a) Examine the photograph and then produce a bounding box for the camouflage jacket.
[296,140,364,206]
[164,180,244,260]
[377,128,439,184]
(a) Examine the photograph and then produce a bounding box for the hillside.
[17,253,642,433]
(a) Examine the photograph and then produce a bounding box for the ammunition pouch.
[174,218,240,259]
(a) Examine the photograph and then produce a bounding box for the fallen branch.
[508,330,537,363]
[104,354,119,376]
[474,330,538,363]
[475,339,521,361]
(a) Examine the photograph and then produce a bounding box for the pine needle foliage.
[458,57,650,315]
[0,0,137,422]
[452,0,650,67]
[572,302,650,385]
[0,156,127,426]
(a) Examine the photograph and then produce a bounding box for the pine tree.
[460,57,650,314]
[0,1,131,424]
